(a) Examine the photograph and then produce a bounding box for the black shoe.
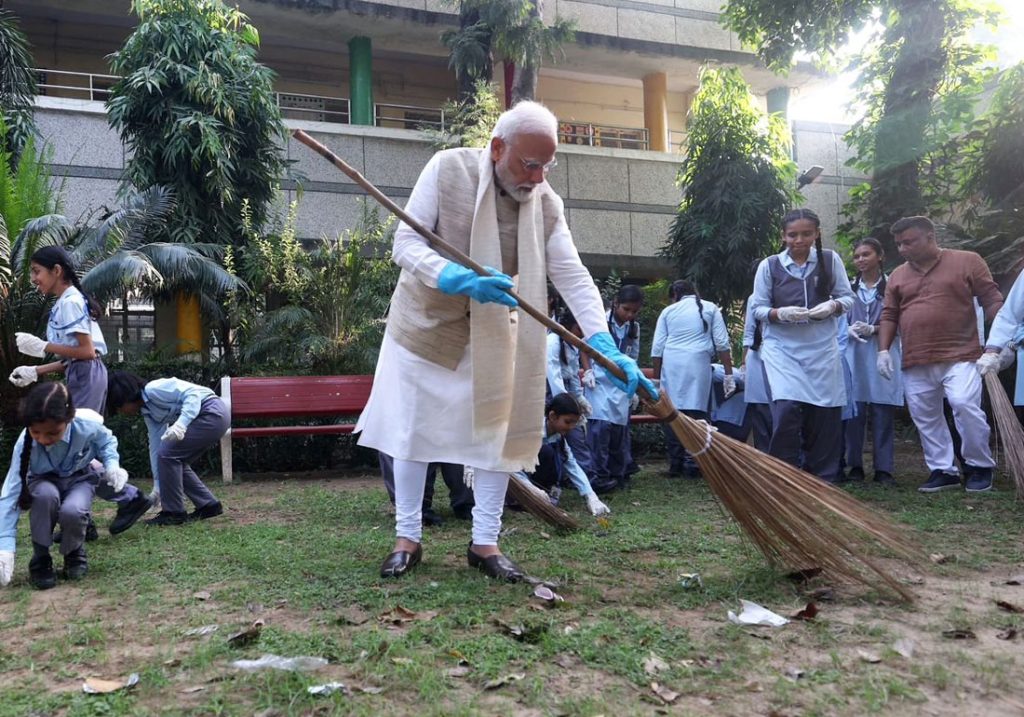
[846,467,865,482]
[145,511,188,527]
[873,471,896,486]
[186,501,224,522]
[590,478,618,495]
[63,546,88,580]
[422,508,444,527]
[29,543,56,590]
[380,543,422,578]
[85,519,99,542]
[918,470,961,493]
[451,505,474,521]
[964,466,993,493]
[109,494,155,535]
[467,547,525,582]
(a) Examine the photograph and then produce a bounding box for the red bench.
[218,372,660,481]
[219,375,373,482]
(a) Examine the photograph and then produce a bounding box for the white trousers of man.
[393,458,506,544]
[902,361,994,473]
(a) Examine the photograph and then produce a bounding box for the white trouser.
[902,361,994,472]
[394,459,507,545]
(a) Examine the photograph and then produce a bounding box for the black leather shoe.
[29,543,57,590]
[380,544,422,578]
[422,508,443,527]
[145,511,188,527]
[110,494,155,535]
[467,548,525,583]
[63,546,88,580]
[187,501,224,522]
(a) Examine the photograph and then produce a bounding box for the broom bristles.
[506,473,580,530]
[984,372,1024,497]
[659,404,924,601]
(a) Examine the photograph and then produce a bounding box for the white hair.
[491,101,558,142]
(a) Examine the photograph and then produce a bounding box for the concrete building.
[7,0,859,351]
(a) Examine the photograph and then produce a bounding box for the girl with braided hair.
[0,383,127,589]
[749,208,855,483]
[652,280,733,477]
[545,308,596,481]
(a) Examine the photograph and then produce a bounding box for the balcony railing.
[33,68,664,153]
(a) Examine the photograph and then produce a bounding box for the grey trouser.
[769,400,843,481]
[844,402,896,474]
[748,403,773,453]
[155,398,226,514]
[29,467,98,554]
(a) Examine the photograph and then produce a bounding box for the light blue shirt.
[0,414,119,552]
[652,297,729,411]
[513,421,593,498]
[545,333,583,399]
[47,286,107,356]
[141,378,215,482]
[987,273,1024,350]
[586,310,639,424]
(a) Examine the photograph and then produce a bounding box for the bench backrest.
[226,376,373,419]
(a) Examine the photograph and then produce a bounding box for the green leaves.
[0,10,38,162]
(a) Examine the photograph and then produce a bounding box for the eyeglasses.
[520,157,558,173]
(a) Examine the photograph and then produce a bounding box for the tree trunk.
[510,0,542,105]
[868,0,947,236]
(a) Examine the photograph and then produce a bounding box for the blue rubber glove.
[586,332,657,399]
[437,263,517,308]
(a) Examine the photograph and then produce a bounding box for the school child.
[0,383,128,589]
[106,371,225,526]
[517,393,610,516]
[750,208,855,482]
[586,284,644,492]
[546,309,595,479]
[740,294,773,452]
[651,280,734,477]
[843,237,903,485]
[710,364,748,441]
[9,246,153,535]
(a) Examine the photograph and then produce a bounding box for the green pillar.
[349,36,373,126]
[767,86,790,118]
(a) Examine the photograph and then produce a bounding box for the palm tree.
[0,9,38,163]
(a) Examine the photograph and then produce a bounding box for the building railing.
[34,69,667,153]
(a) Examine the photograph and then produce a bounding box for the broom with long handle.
[292,129,924,600]
[983,372,1024,496]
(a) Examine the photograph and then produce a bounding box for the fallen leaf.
[744,680,763,692]
[192,591,212,601]
[630,501,641,506]
[444,665,472,678]
[857,649,882,663]
[163,658,181,667]
[448,649,469,665]
[785,567,823,582]
[82,674,140,694]
[929,553,953,565]
[902,574,926,585]
[379,606,438,625]
[307,682,350,697]
[247,603,263,614]
[358,685,384,695]
[745,631,772,640]
[494,618,547,643]
[791,602,819,621]
[678,659,695,669]
[553,654,576,669]
[596,517,612,529]
[942,628,976,640]
[649,682,679,704]
[336,607,372,626]
[539,531,551,539]
[996,628,1017,640]
[532,585,565,605]
[390,657,413,666]
[643,652,670,675]
[184,624,218,637]
[996,600,1024,614]
[784,667,805,681]
[483,673,525,690]
[226,619,264,648]
[893,638,916,658]
[274,599,288,609]
[180,686,205,694]
[806,587,835,602]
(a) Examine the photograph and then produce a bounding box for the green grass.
[1,451,1022,716]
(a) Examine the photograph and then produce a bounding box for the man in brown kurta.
[877,216,1003,493]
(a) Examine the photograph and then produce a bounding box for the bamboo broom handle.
[291,129,655,400]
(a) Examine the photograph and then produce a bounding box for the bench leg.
[221,432,233,483]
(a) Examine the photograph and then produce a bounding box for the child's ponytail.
[17,383,76,510]
[17,433,33,510]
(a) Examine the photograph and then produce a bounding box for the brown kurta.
[880,249,1003,368]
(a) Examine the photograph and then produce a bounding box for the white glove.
[808,300,839,321]
[104,466,129,493]
[161,421,188,442]
[576,395,593,418]
[15,332,47,358]
[630,394,640,411]
[846,326,868,344]
[463,466,475,490]
[9,366,38,387]
[585,492,610,517]
[581,368,596,389]
[999,344,1017,370]
[976,351,1002,376]
[776,306,810,323]
[722,374,737,399]
[850,320,876,338]
[877,350,894,380]
[0,550,13,587]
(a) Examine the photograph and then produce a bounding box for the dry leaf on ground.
[643,653,670,675]
[649,682,680,704]
[226,620,264,648]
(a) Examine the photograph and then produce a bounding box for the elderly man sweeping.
[355,101,653,582]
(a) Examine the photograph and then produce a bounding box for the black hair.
[17,383,76,510]
[670,279,708,332]
[851,237,887,299]
[555,309,579,367]
[747,259,764,351]
[890,215,934,236]
[611,284,643,341]
[546,282,563,318]
[546,392,581,417]
[782,208,831,304]
[30,245,102,319]
[106,370,148,416]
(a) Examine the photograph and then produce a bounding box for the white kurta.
[986,272,1024,405]
[355,154,607,471]
[652,297,729,412]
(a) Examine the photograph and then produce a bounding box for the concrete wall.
[791,120,864,246]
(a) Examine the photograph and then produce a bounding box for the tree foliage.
[106,0,287,250]
[422,79,502,150]
[0,10,37,163]
[661,67,798,318]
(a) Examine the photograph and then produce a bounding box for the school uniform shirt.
[835,315,858,420]
[741,297,771,405]
[751,249,855,408]
[586,310,639,425]
[47,286,107,356]
[652,297,729,412]
[986,273,1024,405]
[545,332,583,399]
[0,413,120,552]
[845,280,904,406]
[141,378,215,478]
[514,422,595,498]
